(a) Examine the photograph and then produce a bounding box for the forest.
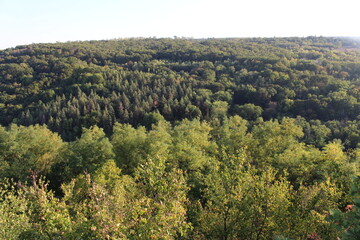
[0,37,360,239]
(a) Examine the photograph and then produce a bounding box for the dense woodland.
[1,37,360,239]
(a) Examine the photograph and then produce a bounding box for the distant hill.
[1,37,360,145]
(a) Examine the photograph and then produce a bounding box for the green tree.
[233,103,263,121]
[0,124,65,181]
[62,160,136,239]
[111,123,147,174]
[284,179,341,239]
[329,176,360,240]
[132,156,191,239]
[248,118,304,168]
[171,119,216,171]
[19,177,72,239]
[0,179,31,240]
[198,151,292,240]
[210,101,229,119]
[211,115,249,155]
[66,126,114,178]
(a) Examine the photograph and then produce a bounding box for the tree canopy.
[1,37,360,239]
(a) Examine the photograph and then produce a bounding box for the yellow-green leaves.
[0,124,64,181]
[66,126,114,178]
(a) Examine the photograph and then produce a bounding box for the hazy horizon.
[1,0,359,50]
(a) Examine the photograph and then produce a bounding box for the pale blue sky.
[0,0,359,49]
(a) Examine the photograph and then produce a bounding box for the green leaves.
[0,179,31,240]
[0,116,357,239]
[0,124,65,181]
[2,36,360,239]
[133,157,190,239]
[199,152,292,239]
[329,176,360,240]
[66,126,115,177]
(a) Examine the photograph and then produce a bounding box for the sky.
[0,0,359,49]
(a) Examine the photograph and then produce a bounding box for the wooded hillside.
[1,37,360,145]
[1,37,360,239]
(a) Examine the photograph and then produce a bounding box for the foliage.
[0,124,64,181]
[0,179,31,240]
[329,176,360,240]
[0,37,360,239]
[1,37,360,147]
[198,151,292,240]
[0,118,356,239]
